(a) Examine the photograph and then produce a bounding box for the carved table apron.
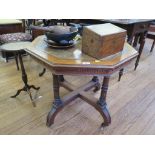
[25,36,138,127]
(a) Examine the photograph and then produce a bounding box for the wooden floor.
[0,39,155,135]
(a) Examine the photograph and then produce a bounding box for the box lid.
[84,23,126,37]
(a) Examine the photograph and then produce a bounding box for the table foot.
[11,84,40,107]
[97,99,111,127]
[46,99,63,127]
[29,85,40,90]
[11,87,26,98]
[39,68,46,77]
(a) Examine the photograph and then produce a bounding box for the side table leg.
[19,52,28,86]
[11,87,26,98]
[28,85,40,90]
[14,51,19,70]
[47,74,64,127]
[134,32,147,70]
[11,52,28,98]
[97,76,111,127]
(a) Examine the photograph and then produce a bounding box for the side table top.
[0,42,31,52]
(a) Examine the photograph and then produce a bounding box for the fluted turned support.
[97,76,111,127]
[46,74,64,126]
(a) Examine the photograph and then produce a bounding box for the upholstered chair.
[0,20,32,70]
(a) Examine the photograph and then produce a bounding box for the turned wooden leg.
[11,86,26,98]
[97,76,111,127]
[18,52,28,86]
[150,39,155,52]
[46,74,64,127]
[134,32,147,70]
[11,51,40,106]
[92,76,101,92]
[14,52,19,70]
[133,34,140,47]
[118,68,124,81]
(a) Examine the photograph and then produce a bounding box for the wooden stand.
[25,36,138,128]
[46,75,111,127]
[11,50,40,107]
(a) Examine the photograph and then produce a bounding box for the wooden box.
[82,23,126,59]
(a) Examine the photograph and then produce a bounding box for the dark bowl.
[45,26,78,43]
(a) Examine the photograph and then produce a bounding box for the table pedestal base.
[47,75,111,127]
[11,51,40,107]
[11,84,40,107]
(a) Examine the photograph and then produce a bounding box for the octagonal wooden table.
[25,36,138,127]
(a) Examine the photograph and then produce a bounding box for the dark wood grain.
[25,36,138,128]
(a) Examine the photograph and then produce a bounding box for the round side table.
[0,42,40,107]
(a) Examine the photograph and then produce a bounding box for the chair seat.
[149,25,155,32]
[0,32,32,44]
